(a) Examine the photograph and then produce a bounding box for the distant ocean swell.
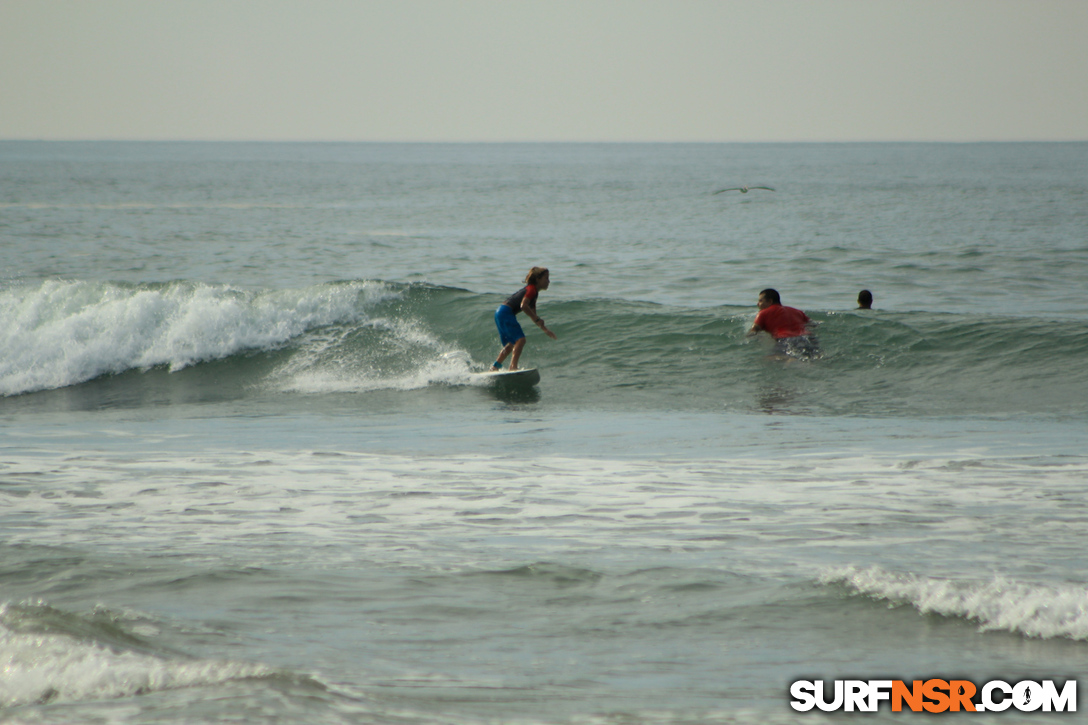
[3,279,1088,417]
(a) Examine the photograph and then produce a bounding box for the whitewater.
[2,141,1087,724]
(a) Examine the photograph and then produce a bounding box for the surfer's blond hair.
[524,267,549,285]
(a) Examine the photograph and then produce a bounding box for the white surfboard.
[473,367,541,385]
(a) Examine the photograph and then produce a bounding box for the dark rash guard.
[502,285,538,316]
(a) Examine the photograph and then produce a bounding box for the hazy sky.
[2,0,1086,142]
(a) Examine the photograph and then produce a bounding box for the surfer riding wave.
[492,266,557,371]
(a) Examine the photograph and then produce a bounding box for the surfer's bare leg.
[494,342,515,368]
[508,338,526,371]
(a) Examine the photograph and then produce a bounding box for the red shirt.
[754,304,811,339]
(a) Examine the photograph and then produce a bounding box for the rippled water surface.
[2,141,1087,723]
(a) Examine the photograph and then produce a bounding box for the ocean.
[2,141,1087,723]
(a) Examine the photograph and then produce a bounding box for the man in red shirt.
[747,288,820,359]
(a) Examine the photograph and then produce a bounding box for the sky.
[2,0,1086,143]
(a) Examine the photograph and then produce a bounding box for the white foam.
[820,564,1088,640]
[268,317,475,393]
[0,603,273,707]
[0,280,393,395]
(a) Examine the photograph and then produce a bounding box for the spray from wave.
[0,280,395,396]
[820,565,1088,641]
[267,319,475,394]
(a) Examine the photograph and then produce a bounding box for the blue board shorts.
[495,305,525,346]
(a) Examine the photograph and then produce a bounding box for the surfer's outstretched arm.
[531,314,557,340]
[521,295,557,339]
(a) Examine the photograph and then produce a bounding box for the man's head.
[758,288,780,309]
[858,290,873,309]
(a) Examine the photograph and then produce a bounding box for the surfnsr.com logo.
[790,679,1076,713]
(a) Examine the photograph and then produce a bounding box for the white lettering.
[791,677,1077,713]
[982,680,1012,712]
[814,680,844,712]
[844,680,870,712]
[1014,680,1043,712]
[1041,680,1077,712]
[789,680,816,712]
[868,680,893,711]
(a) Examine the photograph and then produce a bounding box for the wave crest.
[820,564,1088,641]
[0,280,392,396]
[0,601,275,708]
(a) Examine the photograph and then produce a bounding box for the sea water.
[2,141,1087,723]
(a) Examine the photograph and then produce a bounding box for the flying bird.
[713,185,775,194]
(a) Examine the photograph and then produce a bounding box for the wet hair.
[759,288,781,305]
[525,267,549,285]
[858,289,873,308]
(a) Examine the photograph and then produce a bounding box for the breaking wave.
[820,565,1088,641]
